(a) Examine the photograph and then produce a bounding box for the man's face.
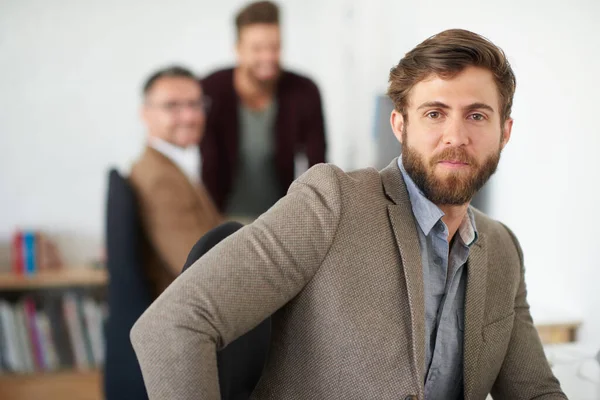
[142,76,206,148]
[236,23,281,84]
[391,66,513,205]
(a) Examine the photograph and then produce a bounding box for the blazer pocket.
[482,312,515,344]
[479,312,515,385]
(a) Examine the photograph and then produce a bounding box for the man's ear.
[390,110,405,144]
[501,118,513,149]
[140,101,151,126]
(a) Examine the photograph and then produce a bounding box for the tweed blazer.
[131,159,566,400]
[129,146,222,295]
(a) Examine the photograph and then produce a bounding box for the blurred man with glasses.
[129,66,221,296]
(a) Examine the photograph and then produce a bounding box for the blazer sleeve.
[130,164,343,399]
[490,225,567,399]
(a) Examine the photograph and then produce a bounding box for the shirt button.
[435,256,443,265]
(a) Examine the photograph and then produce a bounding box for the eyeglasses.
[147,97,212,113]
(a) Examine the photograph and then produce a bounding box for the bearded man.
[132,29,566,400]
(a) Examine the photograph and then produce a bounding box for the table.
[484,343,599,399]
[545,343,600,400]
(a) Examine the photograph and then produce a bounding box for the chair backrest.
[181,221,271,400]
[104,168,151,400]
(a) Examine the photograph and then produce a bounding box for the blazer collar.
[382,158,426,397]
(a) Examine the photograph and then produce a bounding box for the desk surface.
[545,343,600,400]
[484,343,599,400]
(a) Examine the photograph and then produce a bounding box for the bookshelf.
[0,268,108,400]
[536,322,582,345]
[0,268,108,291]
[0,369,102,400]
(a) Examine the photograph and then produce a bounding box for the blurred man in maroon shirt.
[201,1,327,219]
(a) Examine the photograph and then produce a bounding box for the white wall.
[1,0,599,341]
[396,0,600,343]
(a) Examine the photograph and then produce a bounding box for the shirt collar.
[148,137,201,184]
[459,206,478,247]
[398,155,478,246]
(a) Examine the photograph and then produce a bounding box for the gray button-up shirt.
[398,157,478,400]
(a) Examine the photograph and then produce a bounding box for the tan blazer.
[129,146,221,296]
[131,160,566,400]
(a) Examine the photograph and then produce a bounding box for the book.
[0,316,3,373]
[83,298,105,367]
[43,296,75,369]
[11,230,64,274]
[22,232,37,275]
[36,312,59,371]
[0,301,21,372]
[11,231,24,275]
[62,294,89,370]
[36,232,47,272]
[95,300,107,367]
[36,233,63,271]
[76,296,95,367]
[14,305,34,373]
[23,298,44,370]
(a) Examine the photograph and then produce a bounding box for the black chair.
[181,221,271,400]
[104,169,152,400]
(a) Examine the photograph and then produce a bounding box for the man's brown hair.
[387,29,516,123]
[235,1,280,38]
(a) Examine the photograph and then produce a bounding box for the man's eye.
[470,113,485,121]
[427,111,441,119]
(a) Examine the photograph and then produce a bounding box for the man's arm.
[140,176,217,276]
[199,75,229,211]
[199,126,225,211]
[301,80,327,166]
[491,226,567,399]
[131,164,342,399]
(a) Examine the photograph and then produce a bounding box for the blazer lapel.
[146,146,222,227]
[381,159,426,397]
[463,233,488,399]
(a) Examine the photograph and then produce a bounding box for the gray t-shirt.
[225,101,281,218]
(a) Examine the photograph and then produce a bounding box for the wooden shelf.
[0,369,102,400]
[536,322,582,345]
[0,268,108,291]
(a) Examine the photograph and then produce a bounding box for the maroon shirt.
[200,68,327,212]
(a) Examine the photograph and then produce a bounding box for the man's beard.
[401,128,502,206]
[247,64,280,90]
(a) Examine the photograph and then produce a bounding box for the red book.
[12,231,24,275]
[24,298,45,370]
